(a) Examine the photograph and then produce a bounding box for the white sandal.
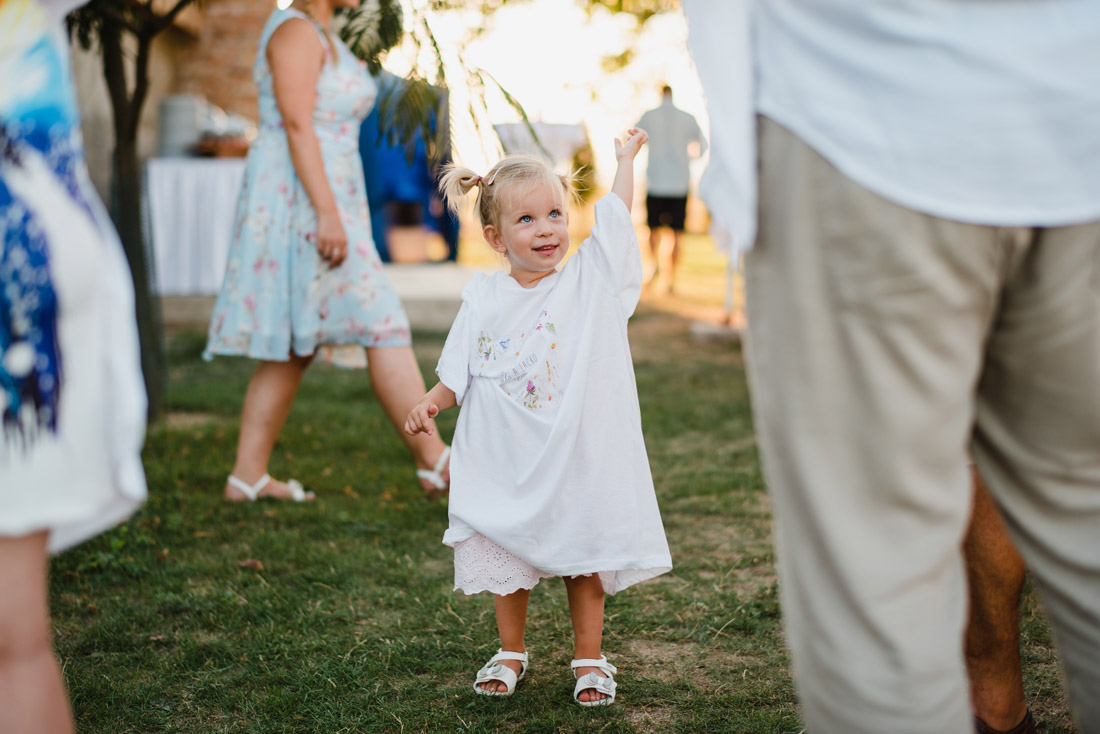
[417,445,450,495]
[473,649,528,697]
[226,473,313,502]
[571,655,617,707]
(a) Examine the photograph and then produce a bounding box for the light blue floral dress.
[204,7,410,369]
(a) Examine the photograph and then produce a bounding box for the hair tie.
[475,175,482,186]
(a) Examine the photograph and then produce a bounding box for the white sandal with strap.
[571,655,617,707]
[226,473,312,502]
[417,445,450,495]
[473,649,528,697]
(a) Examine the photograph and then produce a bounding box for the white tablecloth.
[145,157,246,295]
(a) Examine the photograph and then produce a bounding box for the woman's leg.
[478,589,531,693]
[563,574,608,703]
[365,346,449,490]
[226,354,315,500]
[0,531,75,734]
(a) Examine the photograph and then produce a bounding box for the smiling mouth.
[534,244,558,253]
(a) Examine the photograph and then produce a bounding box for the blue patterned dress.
[204,8,411,369]
[1,0,147,552]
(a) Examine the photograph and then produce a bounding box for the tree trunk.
[102,26,165,421]
[111,138,164,422]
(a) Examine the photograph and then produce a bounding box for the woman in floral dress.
[205,0,449,500]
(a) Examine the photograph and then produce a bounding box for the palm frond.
[373,74,446,164]
[477,68,551,161]
[336,0,403,75]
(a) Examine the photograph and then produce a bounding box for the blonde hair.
[438,155,579,231]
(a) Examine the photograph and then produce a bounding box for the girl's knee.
[563,574,603,592]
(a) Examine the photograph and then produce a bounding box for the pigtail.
[559,170,582,210]
[438,155,569,231]
[438,164,484,217]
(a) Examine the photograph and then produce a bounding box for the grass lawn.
[49,236,1074,732]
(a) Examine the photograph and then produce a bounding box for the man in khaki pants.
[686,2,1100,732]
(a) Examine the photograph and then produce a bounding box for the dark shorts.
[646,195,688,231]
[387,200,424,227]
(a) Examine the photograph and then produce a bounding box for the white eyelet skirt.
[454,533,592,596]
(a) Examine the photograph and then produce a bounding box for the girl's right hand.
[315,209,348,266]
[405,398,440,436]
[615,127,648,161]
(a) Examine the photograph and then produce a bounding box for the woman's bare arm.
[267,19,347,266]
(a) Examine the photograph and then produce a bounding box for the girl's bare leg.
[226,354,315,500]
[563,574,608,703]
[0,532,74,734]
[366,346,449,491]
[478,589,531,693]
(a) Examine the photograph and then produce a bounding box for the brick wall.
[176,0,277,122]
[73,28,199,201]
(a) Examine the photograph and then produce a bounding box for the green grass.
[49,279,1073,732]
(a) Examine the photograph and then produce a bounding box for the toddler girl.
[404,129,671,706]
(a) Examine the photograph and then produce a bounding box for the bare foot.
[224,475,315,502]
[574,666,610,703]
[476,658,523,693]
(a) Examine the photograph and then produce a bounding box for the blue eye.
[520,215,532,223]
[549,209,561,218]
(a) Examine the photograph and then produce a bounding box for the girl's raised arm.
[611,128,649,212]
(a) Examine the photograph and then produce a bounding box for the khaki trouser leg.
[748,116,1006,733]
[971,223,1100,733]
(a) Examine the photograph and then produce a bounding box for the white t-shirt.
[756,0,1100,227]
[683,0,1100,255]
[637,100,708,198]
[436,195,672,595]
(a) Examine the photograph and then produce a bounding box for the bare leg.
[563,574,608,703]
[965,470,1030,730]
[646,227,662,283]
[226,354,315,500]
[0,532,75,734]
[667,230,683,294]
[478,589,531,693]
[366,346,449,493]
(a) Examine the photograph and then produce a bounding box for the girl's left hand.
[615,127,648,160]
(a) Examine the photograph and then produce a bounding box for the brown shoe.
[974,708,1037,734]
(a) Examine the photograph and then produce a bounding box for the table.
[145,157,246,295]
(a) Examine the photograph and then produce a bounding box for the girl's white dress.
[437,194,672,595]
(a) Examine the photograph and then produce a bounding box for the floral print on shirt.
[478,310,564,410]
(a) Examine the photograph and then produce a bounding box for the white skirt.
[453,533,559,596]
